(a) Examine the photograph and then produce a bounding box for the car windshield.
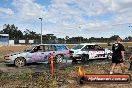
[24,46,35,52]
[72,45,83,49]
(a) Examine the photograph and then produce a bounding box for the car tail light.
[4,56,10,60]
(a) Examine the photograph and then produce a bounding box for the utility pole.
[39,18,43,44]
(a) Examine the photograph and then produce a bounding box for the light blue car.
[4,44,72,67]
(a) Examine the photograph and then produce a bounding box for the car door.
[82,45,97,59]
[81,45,92,58]
[31,45,46,62]
[42,45,55,61]
[93,45,105,58]
[55,45,70,59]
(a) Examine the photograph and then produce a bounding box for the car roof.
[39,44,66,46]
[31,44,67,46]
[79,43,96,45]
[31,43,97,46]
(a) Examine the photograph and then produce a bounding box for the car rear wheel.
[55,55,64,63]
[14,57,26,67]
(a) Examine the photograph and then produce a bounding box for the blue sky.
[0,0,132,39]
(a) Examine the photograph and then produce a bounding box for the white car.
[71,43,112,62]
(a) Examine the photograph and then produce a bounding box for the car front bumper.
[71,54,82,60]
[4,59,14,64]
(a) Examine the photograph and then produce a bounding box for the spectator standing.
[110,37,125,74]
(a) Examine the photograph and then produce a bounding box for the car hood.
[70,49,85,54]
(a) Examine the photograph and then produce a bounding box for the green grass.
[0,60,132,88]
[0,67,77,88]
[0,44,131,88]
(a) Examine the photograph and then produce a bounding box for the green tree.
[109,35,119,40]
[23,29,39,40]
[0,24,23,39]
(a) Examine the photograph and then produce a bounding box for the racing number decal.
[89,51,105,55]
[97,51,105,54]
[89,51,96,56]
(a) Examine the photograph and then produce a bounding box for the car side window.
[89,45,95,50]
[55,45,67,51]
[51,45,56,51]
[82,45,89,51]
[33,45,44,52]
[94,45,102,50]
[44,45,53,51]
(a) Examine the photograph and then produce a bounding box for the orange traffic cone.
[50,54,54,78]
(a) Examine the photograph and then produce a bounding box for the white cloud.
[8,0,132,22]
[11,0,132,23]
[12,0,46,20]
[0,7,14,15]
[47,0,132,28]
[113,0,132,10]
[4,0,131,38]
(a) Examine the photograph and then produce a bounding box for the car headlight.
[72,54,81,57]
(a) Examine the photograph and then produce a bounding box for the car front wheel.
[72,57,77,63]
[81,55,89,62]
[14,57,26,67]
[107,53,112,60]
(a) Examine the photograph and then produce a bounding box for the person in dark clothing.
[110,37,125,74]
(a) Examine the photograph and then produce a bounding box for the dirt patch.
[0,45,132,88]
[0,61,132,88]
[0,45,29,56]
